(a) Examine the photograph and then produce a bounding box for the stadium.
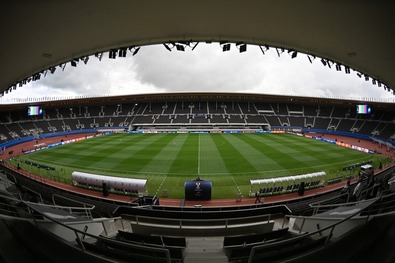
[1,1,395,263]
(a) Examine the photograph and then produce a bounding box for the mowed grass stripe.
[95,134,172,171]
[140,134,189,175]
[222,134,284,173]
[240,134,318,172]
[249,133,371,170]
[195,134,246,197]
[163,134,240,198]
[27,133,137,166]
[249,134,349,169]
[167,134,198,176]
[199,134,230,176]
[276,135,372,168]
[71,135,160,169]
[115,134,176,173]
[159,134,199,198]
[248,134,329,167]
[211,134,258,174]
[21,133,384,199]
[28,134,168,173]
[274,134,372,165]
[70,134,166,172]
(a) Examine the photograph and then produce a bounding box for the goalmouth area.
[3,129,392,200]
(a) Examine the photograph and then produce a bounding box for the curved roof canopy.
[1,1,394,96]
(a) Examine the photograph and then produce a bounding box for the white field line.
[198,134,201,176]
[155,175,167,196]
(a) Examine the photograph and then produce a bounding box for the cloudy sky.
[1,44,394,103]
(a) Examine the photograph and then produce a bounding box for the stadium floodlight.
[132,47,140,56]
[364,74,369,81]
[276,48,285,57]
[33,73,41,81]
[321,58,327,66]
[176,44,185,51]
[287,49,297,59]
[307,55,315,63]
[163,43,172,52]
[49,67,56,74]
[82,56,89,64]
[345,66,351,74]
[222,43,231,52]
[118,48,127,57]
[71,60,78,67]
[191,42,199,50]
[336,64,342,71]
[109,49,117,59]
[259,45,269,55]
[95,52,103,61]
[237,43,247,53]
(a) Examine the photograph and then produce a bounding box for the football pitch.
[19,133,384,198]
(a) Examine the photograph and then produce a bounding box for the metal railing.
[23,202,170,262]
[249,196,387,263]
[0,194,164,262]
[51,194,95,219]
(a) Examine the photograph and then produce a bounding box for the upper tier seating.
[0,100,393,140]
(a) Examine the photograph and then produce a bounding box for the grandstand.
[1,1,395,263]
[1,93,394,145]
[1,94,394,263]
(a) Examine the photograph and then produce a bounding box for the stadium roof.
[1,1,394,96]
[1,92,394,113]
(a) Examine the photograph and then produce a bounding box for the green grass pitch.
[16,133,386,199]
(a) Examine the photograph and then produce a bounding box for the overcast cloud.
[1,44,394,103]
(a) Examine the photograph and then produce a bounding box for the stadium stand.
[117,230,187,262]
[1,1,395,262]
[1,166,394,262]
[0,96,394,144]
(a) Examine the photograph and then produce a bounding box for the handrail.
[21,185,44,203]
[1,171,45,203]
[1,197,171,263]
[310,167,395,210]
[52,193,95,219]
[0,172,15,188]
[134,203,291,213]
[24,200,96,220]
[309,196,378,215]
[0,174,24,201]
[52,193,96,208]
[127,212,283,228]
[249,196,382,263]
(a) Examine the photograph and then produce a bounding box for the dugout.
[185,179,212,200]
[249,172,326,196]
[71,171,147,195]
